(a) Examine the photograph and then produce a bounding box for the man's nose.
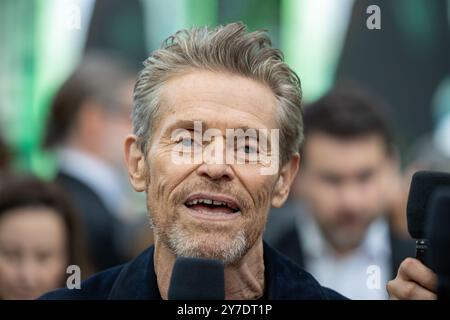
[195,136,235,181]
[196,162,235,181]
[339,184,364,208]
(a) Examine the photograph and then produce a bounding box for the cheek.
[306,187,338,220]
[149,160,192,201]
[147,154,197,221]
[39,259,66,287]
[359,178,385,208]
[0,260,19,287]
[235,167,275,212]
[363,186,381,204]
[0,254,65,299]
[305,179,334,208]
[28,249,67,290]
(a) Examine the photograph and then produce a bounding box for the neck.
[329,243,357,257]
[154,238,265,300]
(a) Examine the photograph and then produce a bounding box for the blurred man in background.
[43,52,140,271]
[273,86,414,299]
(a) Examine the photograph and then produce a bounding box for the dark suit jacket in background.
[56,171,124,271]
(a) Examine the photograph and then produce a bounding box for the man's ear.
[124,135,148,192]
[271,153,300,208]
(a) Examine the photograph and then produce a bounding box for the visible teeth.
[186,198,237,210]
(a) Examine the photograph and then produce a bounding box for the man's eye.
[35,252,52,263]
[0,249,20,261]
[244,145,258,154]
[357,170,374,184]
[320,174,341,186]
[174,135,194,147]
[180,137,193,147]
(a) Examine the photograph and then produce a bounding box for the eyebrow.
[161,120,197,136]
[161,119,270,141]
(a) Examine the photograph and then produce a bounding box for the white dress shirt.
[296,212,391,300]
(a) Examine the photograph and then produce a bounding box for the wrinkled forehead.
[155,70,279,134]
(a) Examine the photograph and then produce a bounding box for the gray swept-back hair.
[132,22,303,165]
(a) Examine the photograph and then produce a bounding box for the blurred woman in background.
[0,175,91,299]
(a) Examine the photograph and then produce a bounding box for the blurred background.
[0,0,449,300]
[1,0,450,172]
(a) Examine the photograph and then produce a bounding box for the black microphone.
[406,171,450,264]
[168,257,225,300]
[426,187,450,300]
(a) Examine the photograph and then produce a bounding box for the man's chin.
[328,227,366,251]
[165,225,249,265]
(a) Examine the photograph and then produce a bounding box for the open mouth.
[184,193,241,220]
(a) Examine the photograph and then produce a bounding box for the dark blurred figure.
[337,0,450,146]
[271,85,414,299]
[0,175,91,300]
[43,51,137,271]
[86,0,147,66]
[388,75,450,238]
[404,75,450,173]
[0,135,10,172]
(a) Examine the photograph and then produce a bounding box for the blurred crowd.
[1,50,449,299]
[0,52,154,299]
[1,0,450,301]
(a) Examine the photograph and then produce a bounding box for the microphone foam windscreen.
[407,171,450,239]
[168,257,225,300]
[426,187,450,278]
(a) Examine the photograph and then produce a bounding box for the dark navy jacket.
[40,243,347,300]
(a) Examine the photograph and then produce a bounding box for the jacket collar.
[108,246,161,299]
[108,242,327,300]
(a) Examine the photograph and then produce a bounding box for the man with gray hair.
[40,22,432,300]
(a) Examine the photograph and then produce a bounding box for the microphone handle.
[415,239,428,265]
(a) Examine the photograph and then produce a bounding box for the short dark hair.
[302,85,395,155]
[43,51,136,148]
